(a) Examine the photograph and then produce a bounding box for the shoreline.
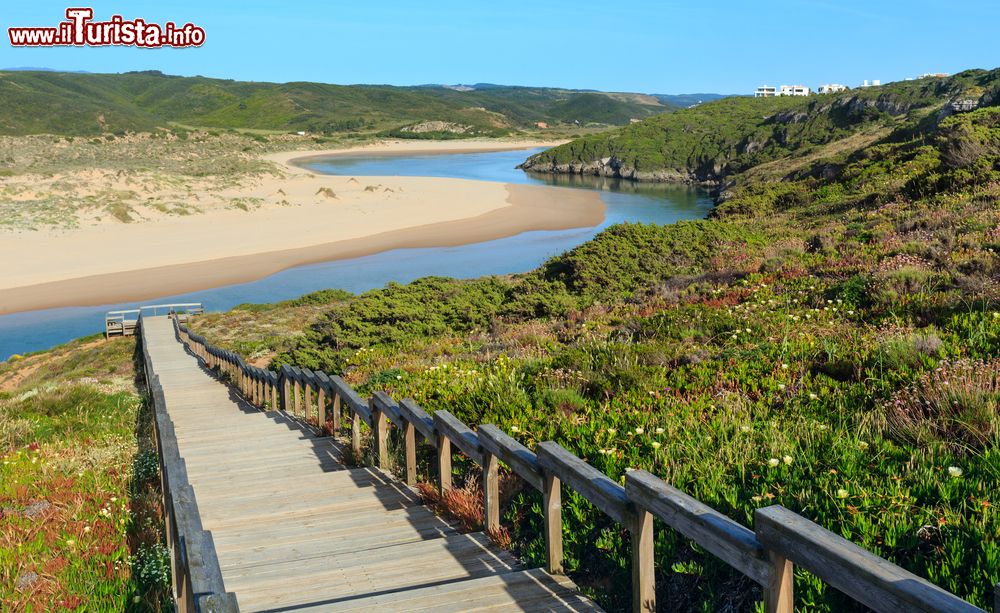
[267,138,568,171]
[1,141,603,315]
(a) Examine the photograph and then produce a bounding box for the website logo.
[8,8,206,48]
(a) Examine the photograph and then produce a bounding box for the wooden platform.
[142,316,601,612]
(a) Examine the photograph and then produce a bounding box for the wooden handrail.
[536,441,631,525]
[433,410,483,465]
[478,424,542,492]
[372,391,405,430]
[172,321,994,613]
[329,374,371,425]
[755,506,985,613]
[398,399,435,444]
[626,470,770,586]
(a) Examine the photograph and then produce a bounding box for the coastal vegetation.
[0,130,297,229]
[186,69,1000,610]
[521,68,1000,183]
[0,336,171,609]
[0,70,672,137]
[3,67,998,610]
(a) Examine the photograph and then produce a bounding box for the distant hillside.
[521,70,1000,182]
[0,70,675,136]
[547,92,661,125]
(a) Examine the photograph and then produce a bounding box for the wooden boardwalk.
[142,316,601,612]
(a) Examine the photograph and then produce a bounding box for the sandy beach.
[0,140,604,315]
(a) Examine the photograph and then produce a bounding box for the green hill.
[180,66,1000,611]
[521,69,1000,182]
[0,70,675,136]
[547,92,663,125]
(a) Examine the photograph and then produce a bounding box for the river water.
[0,148,712,360]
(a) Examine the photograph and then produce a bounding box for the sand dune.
[0,140,604,314]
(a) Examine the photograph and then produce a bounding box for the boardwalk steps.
[145,313,998,613]
[141,315,600,612]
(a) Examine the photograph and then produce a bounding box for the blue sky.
[2,0,998,94]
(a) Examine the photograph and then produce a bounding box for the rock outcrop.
[398,121,471,134]
[519,155,712,184]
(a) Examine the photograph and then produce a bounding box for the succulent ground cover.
[0,337,171,610]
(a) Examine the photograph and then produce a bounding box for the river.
[0,148,712,360]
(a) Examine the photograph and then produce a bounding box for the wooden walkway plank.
[140,316,602,613]
[290,569,595,613]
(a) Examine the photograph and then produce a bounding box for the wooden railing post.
[403,419,417,485]
[483,449,500,534]
[304,378,314,424]
[272,374,280,411]
[351,409,362,458]
[293,377,302,417]
[630,505,655,613]
[543,471,563,574]
[437,430,452,495]
[763,550,794,613]
[993,581,998,613]
[332,392,342,433]
[317,383,327,431]
[372,397,389,467]
[282,370,291,412]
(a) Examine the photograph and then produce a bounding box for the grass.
[0,336,171,610]
[185,69,1000,612]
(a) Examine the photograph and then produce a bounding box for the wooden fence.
[175,320,997,613]
[139,317,238,612]
[107,302,204,338]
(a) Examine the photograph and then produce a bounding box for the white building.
[779,84,811,96]
[818,83,848,94]
[755,85,777,98]
[858,79,881,88]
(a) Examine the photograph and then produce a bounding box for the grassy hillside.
[186,67,1000,611]
[522,69,1000,182]
[0,70,673,136]
[547,92,660,125]
[0,336,171,609]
